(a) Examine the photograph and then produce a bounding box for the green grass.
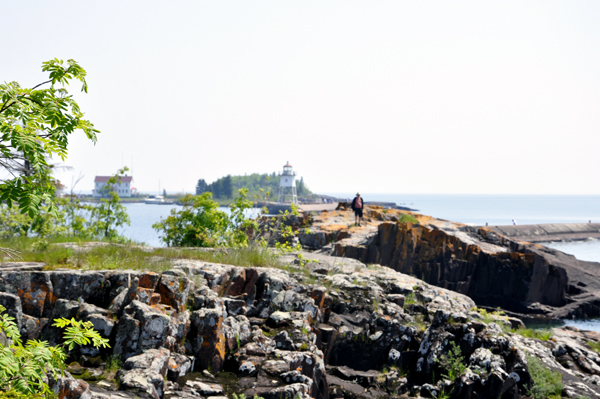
[512,328,553,341]
[477,308,507,325]
[0,237,281,272]
[526,355,563,399]
[404,292,417,306]
[0,390,48,399]
[398,214,419,224]
[588,340,600,353]
[105,354,122,372]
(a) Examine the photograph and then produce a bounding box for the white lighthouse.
[277,161,297,205]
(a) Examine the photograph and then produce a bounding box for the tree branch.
[0,99,15,115]
[30,79,52,91]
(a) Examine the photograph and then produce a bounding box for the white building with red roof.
[93,175,134,197]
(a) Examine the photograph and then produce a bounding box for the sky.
[2,1,599,195]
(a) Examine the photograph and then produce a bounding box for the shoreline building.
[93,175,133,197]
[277,162,297,205]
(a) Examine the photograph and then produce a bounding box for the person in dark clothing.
[351,193,364,226]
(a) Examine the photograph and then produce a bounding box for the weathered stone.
[156,271,190,312]
[113,314,141,359]
[268,311,292,327]
[223,315,252,351]
[125,300,172,352]
[262,359,290,375]
[185,380,224,396]
[20,314,48,341]
[118,348,170,399]
[166,353,194,382]
[42,299,81,346]
[109,277,139,316]
[170,310,191,352]
[223,297,247,315]
[225,267,260,297]
[274,331,295,351]
[0,271,53,318]
[49,371,92,399]
[139,272,160,289]
[116,369,160,399]
[190,307,226,372]
[0,292,22,329]
[49,271,106,306]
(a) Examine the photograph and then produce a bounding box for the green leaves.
[0,306,109,395]
[52,318,110,351]
[154,190,254,248]
[0,59,99,217]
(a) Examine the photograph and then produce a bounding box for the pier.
[488,223,600,243]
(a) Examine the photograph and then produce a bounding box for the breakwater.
[488,223,600,243]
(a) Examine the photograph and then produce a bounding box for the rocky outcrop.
[1,245,600,398]
[300,206,600,319]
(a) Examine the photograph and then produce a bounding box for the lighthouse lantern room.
[277,162,297,205]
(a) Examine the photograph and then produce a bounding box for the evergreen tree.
[223,175,233,198]
[196,179,208,195]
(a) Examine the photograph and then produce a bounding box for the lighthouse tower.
[277,162,297,205]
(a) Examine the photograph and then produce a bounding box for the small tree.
[153,189,255,247]
[88,168,130,240]
[0,306,109,395]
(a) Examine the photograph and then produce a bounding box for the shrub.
[437,341,466,381]
[153,189,255,247]
[526,355,563,399]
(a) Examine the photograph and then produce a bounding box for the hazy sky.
[2,1,599,195]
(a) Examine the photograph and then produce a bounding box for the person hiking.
[351,193,364,226]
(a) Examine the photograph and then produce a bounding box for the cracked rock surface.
[1,247,600,398]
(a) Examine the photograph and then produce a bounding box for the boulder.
[117,348,170,399]
[125,300,173,352]
[0,271,53,318]
[49,371,92,399]
[0,292,22,329]
[156,271,190,312]
[190,307,226,372]
[113,314,141,359]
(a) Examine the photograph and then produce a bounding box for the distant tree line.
[195,173,312,199]
[195,175,233,198]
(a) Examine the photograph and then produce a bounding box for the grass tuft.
[0,237,281,272]
[526,355,563,399]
